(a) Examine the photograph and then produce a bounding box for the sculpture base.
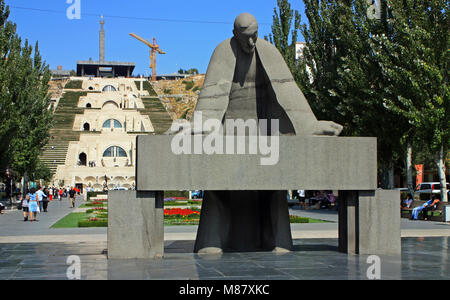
[194,190,293,253]
[108,191,164,259]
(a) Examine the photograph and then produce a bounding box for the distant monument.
[99,15,105,63]
[77,16,135,77]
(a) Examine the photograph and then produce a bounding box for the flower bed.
[164,208,200,225]
[86,207,108,214]
[82,201,107,207]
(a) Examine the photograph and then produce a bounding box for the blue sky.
[6,0,306,75]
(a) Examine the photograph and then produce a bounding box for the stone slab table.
[108,135,400,259]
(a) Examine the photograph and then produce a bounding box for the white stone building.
[53,77,154,191]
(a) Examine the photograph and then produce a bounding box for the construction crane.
[130,33,166,82]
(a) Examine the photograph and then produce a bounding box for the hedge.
[78,219,108,227]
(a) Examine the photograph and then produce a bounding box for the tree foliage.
[266,0,302,80]
[0,1,52,181]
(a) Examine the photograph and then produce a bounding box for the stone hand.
[312,121,343,136]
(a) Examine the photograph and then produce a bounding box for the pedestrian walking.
[69,187,76,208]
[28,188,39,221]
[59,188,63,201]
[36,186,45,212]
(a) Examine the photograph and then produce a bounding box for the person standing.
[42,187,49,212]
[36,186,45,212]
[59,188,63,201]
[21,192,29,221]
[297,189,306,210]
[28,188,39,221]
[69,187,76,208]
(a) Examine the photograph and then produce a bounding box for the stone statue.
[188,13,343,254]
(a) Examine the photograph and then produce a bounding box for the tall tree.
[371,0,449,201]
[0,1,52,183]
[295,0,408,188]
[266,0,302,80]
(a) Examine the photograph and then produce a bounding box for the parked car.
[191,190,203,199]
[415,182,450,200]
[415,182,449,194]
[112,187,128,191]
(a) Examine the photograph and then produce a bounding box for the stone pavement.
[0,197,449,280]
[0,237,448,280]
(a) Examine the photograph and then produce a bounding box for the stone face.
[136,135,377,191]
[108,190,164,259]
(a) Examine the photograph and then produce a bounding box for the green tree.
[371,0,449,201]
[0,1,53,184]
[293,0,409,188]
[266,0,302,80]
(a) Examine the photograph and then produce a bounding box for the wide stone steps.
[40,142,70,174]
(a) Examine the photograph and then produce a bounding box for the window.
[103,147,114,157]
[113,119,122,128]
[103,119,122,129]
[117,147,127,157]
[420,184,431,190]
[103,146,127,158]
[102,120,111,128]
[102,85,117,92]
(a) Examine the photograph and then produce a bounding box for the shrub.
[64,80,83,89]
[78,219,108,227]
[163,88,172,94]
[289,215,310,223]
[87,192,106,201]
[164,191,189,198]
[182,81,194,90]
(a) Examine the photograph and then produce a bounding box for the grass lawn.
[51,212,87,228]
[289,215,331,223]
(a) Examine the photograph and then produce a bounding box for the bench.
[401,200,445,221]
[108,135,400,259]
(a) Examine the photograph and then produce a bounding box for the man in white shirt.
[297,190,306,210]
[36,186,45,212]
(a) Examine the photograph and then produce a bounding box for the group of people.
[17,186,79,221]
[296,190,336,210]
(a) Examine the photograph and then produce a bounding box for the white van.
[415,182,450,194]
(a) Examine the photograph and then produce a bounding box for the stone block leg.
[338,190,401,256]
[108,190,164,259]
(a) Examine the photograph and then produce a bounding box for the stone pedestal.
[108,190,164,259]
[338,189,401,255]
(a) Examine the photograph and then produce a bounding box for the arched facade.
[102,100,119,109]
[102,85,117,92]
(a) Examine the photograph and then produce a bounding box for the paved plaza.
[0,198,449,280]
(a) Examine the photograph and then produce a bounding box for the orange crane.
[130,33,166,82]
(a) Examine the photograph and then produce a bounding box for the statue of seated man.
[188,13,343,254]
